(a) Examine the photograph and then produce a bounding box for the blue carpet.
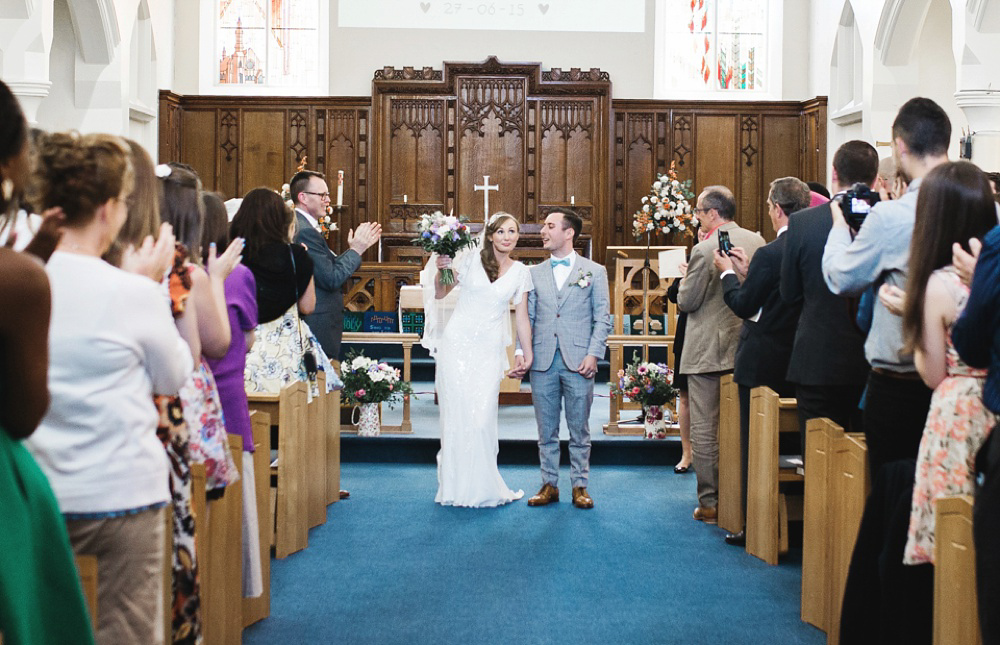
[243,463,824,645]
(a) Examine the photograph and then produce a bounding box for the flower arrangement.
[340,350,413,407]
[411,211,479,285]
[632,161,697,239]
[612,352,677,408]
[573,269,593,289]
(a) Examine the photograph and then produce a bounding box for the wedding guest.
[202,190,263,598]
[234,188,339,395]
[900,161,998,565]
[103,139,162,267]
[25,131,192,645]
[0,80,94,645]
[823,98,950,478]
[677,186,765,524]
[714,177,809,546]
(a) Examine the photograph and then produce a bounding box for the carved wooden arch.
[371,56,613,263]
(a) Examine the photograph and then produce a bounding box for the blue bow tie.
[550,257,571,267]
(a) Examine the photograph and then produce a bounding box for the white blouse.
[27,252,193,514]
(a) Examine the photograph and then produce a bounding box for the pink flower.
[631,386,641,396]
[389,384,394,391]
[356,389,366,398]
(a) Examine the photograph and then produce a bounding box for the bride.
[421,212,534,507]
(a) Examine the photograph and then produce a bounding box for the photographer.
[821,97,951,479]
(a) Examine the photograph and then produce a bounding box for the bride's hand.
[507,353,531,379]
[436,255,452,270]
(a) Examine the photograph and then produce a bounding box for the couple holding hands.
[420,210,611,509]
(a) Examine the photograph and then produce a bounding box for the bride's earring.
[1,177,12,203]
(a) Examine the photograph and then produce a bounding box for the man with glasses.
[677,185,765,525]
[289,170,381,362]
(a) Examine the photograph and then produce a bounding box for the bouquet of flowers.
[411,211,479,285]
[632,161,697,239]
[612,352,677,408]
[340,350,413,408]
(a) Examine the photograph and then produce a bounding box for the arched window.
[211,0,326,92]
[654,0,776,98]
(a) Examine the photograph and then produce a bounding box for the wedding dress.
[421,249,532,507]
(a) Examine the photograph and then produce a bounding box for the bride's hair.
[480,212,519,283]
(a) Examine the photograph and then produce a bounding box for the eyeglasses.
[692,207,710,214]
[302,191,331,200]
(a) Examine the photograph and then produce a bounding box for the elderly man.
[677,186,765,524]
[712,177,810,545]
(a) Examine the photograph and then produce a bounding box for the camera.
[718,230,733,256]
[835,183,881,230]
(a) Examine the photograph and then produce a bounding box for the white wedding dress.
[421,249,532,507]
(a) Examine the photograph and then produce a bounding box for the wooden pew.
[248,380,309,558]
[934,495,981,645]
[200,435,244,645]
[801,417,843,631]
[75,555,98,630]
[306,372,329,527]
[745,387,801,565]
[827,432,868,645]
[717,374,742,533]
[323,375,343,506]
[243,411,272,627]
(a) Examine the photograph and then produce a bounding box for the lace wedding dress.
[421,250,532,507]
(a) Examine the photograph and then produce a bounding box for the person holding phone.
[677,185,765,524]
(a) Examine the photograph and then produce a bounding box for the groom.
[511,210,611,509]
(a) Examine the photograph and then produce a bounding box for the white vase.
[643,405,669,440]
[353,403,381,437]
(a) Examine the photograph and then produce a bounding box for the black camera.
[835,183,881,230]
[718,230,733,256]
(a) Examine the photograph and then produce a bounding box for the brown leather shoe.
[572,487,594,509]
[692,505,718,524]
[527,484,559,506]
[339,490,350,500]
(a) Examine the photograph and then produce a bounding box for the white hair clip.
[488,212,509,226]
[154,164,172,179]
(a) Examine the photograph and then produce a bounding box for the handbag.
[288,246,318,382]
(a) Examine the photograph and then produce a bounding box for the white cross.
[474,175,499,223]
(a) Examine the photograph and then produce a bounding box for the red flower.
[356,389,366,398]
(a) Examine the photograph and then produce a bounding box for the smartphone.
[718,230,733,256]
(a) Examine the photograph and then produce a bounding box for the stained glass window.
[217,0,320,87]
[658,0,767,93]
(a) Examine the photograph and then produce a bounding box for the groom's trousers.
[531,348,593,489]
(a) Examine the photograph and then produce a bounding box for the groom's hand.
[507,354,528,379]
[577,355,598,379]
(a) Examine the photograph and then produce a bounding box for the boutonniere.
[573,269,593,289]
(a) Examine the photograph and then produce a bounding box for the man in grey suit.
[678,186,765,524]
[510,210,611,509]
[289,170,381,362]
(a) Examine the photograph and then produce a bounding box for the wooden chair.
[243,411,272,627]
[717,373,742,533]
[934,495,981,645]
[801,417,843,632]
[248,380,309,558]
[306,372,329,527]
[745,386,801,565]
[827,432,868,645]
[75,555,98,630]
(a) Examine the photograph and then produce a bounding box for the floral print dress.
[903,268,997,565]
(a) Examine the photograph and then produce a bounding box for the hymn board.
[371,56,612,262]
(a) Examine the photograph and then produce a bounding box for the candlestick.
[403,194,408,204]
[336,170,344,207]
[570,195,575,206]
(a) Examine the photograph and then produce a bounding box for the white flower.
[282,183,291,193]
[154,164,171,178]
[652,181,662,190]
[642,204,650,213]
[641,196,648,204]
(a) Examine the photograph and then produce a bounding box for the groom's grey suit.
[527,255,612,488]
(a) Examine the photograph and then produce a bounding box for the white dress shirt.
[551,251,578,290]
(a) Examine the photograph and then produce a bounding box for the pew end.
[934,495,981,645]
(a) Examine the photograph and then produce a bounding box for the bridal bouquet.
[632,161,697,239]
[612,352,677,408]
[340,350,413,408]
[411,211,478,285]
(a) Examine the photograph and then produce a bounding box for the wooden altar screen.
[371,56,611,263]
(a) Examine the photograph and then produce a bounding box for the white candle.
[336,170,344,207]
[570,195,575,206]
[378,238,383,263]
[403,194,408,204]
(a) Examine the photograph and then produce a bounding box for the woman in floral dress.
[899,161,999,564]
